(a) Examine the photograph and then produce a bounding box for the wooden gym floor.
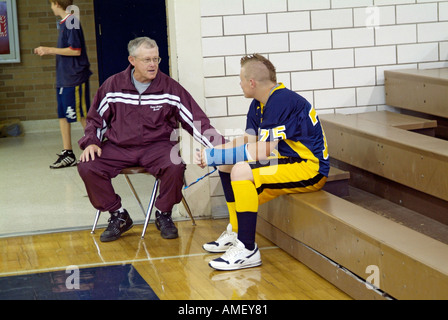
[0,126,351,300]
[0,218,352,300]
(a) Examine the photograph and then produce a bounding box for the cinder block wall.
[199,0,448,214]
[201,0,448,128]
[3,0,447,123]
[0,0,98,121]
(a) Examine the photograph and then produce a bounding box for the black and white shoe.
[100,210,133,242]
[155,210,178,239]
[50,150,77,169]
[209,239,262,271]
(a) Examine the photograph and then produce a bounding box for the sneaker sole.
[49,162,77,169]
[161,232,178,239]
[202,244,231,253]
[209,260,262,271]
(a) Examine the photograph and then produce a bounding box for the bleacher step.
[258,190,448,299]
[323,166,350,197]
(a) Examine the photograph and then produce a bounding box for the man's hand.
[80,144,102,162]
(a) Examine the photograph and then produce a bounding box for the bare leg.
[80,117,87,129]
[59,118,72,150]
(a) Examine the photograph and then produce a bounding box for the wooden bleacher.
[322,166,350,197]
[385,68,448,139]
[385,68,448,119]
[257,68,448,300]
[319,113,448,203]
[258,190,448,300]
[354,110,437,136]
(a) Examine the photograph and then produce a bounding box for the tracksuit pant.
[78,140,185,213]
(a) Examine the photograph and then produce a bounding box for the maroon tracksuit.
[78,65,224,213]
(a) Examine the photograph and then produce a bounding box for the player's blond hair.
[240,54,277,83]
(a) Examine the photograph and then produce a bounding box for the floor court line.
[0,245,279,278]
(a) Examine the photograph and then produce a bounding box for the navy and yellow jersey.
[245,83,329,177]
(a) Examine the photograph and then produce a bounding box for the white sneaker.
[209,239,262,271]
[203,223,237,253]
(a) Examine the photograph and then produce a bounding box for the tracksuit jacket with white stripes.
[79,65,224,150]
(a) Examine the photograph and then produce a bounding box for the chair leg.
[91,209,101,234]
[124,174,146,217]
[181,196,196,226]
[141,179,160,239]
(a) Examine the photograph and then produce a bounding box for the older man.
[78,37,224,242]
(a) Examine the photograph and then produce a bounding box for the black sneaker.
[155,210,178,239]
[100,210,133,242]
[50,150,77,169]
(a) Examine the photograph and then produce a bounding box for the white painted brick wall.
[333,28,375,48]
[418,22,448,42]
[315,88,357,109]
[441,2,448,20]
[397,43,439,63]
[199,0,448,200]
[441,42,448,59]
[355,46,397,66]
[334,67,376,88]
[290,30,332,50]
[202,36,245,57]
[268,11,310,32]
[288,0,330,11]
[204,76,241,97]
[396,3,438,23]
[291,70,334,91]
[353,6,396,27]
[244,0,287,14]
[224,14,267,35]
[311,9,353,29]
[313,48,354,69]
[246,33,289,53]
[375,25,417,45]
[269,52,312,72]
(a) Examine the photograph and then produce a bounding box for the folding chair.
[90,166,195,239]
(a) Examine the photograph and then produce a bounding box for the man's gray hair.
[128,37,158,56]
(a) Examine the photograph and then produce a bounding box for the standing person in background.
[34,0,92,169]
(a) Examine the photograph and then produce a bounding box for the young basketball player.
[34,0,92,169]
[197,54,330,271]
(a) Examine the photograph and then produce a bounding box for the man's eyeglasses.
[134,57,162,65]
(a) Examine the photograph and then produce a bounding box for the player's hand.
[194,148,207,169]
[80,144,102,162]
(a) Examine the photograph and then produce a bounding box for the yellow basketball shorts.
[249,157,327,205]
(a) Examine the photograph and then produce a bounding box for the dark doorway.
[93,0,169,85]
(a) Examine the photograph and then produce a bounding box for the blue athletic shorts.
[56,81,90,123]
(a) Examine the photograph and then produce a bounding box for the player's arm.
[215,133,257,149]
[197,134,278,167]
[195,133,253,168]
[34,46,81,56]
[246,140,279,161]
[215,132,278,160]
